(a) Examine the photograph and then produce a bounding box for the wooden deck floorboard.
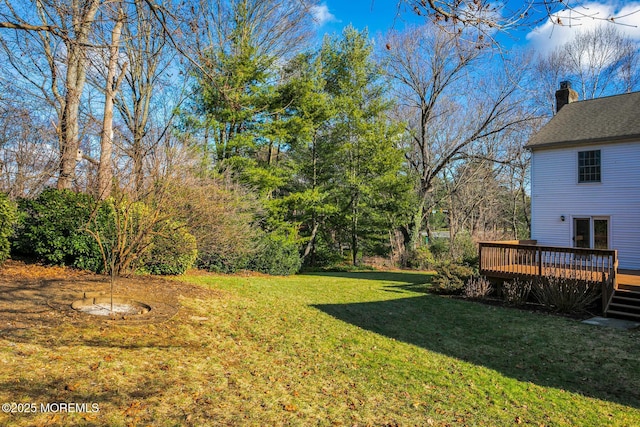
[618,270,640,286]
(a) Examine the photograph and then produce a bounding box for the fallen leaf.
[65,382,80,391]
[123,401,142,416]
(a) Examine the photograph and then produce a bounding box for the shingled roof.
[526,91,640,150]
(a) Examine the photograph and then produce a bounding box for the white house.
[526,82,640,271]
[478,83,640,318]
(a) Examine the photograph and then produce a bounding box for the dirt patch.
[0,260,218,328]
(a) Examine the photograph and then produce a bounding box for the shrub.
[452,232,478,266]
[429,238,449,260]
[169,178,262,274]
[141,221,198,275]
[464,276,493,299]
[533,275,601,313]
[431,262,475,294]
[502,278,532,305]
[0,193,17,264]
[197,252,249,274]
[13,189,104,272]
[362,256,396,270]
[248,231,301,276]
[90,196,200,276]
[406,246,435,270]
[302,237,343,268]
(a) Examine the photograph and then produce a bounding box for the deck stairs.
[606,283,640,321]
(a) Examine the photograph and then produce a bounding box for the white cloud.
[311,3,338,27]
[526,2,640,54]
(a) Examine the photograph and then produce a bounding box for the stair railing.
[603,254,618,316]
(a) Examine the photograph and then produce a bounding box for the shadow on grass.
[313,288,640,409]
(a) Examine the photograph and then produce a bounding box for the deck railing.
[479,241,618,311]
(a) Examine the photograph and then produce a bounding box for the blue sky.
[312,0,420,37]
[311,1,640,53]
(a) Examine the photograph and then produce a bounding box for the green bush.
[429,238,449,260]
[406,245,435,270]
[0,193,17,264]
[431,262,475,294]
[13,189,104,272]
[248,231,301,276]
[197,252,250,273]
[301,238,343,268]
[141,221,198,275]
[200,231,301,275]
[452,232,478,266]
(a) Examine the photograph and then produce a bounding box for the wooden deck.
[479,240,618,282]
[618,270,640,287]
[478,241,625,315]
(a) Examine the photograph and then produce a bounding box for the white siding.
[531,140,640,269]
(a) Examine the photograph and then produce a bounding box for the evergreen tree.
[319,27,408,266]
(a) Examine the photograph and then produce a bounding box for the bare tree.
[96,4,127,200]
[0,0,101,189]
[113,0,177,198]
[383,25,532,252]
[535,25,640,115]
[400,0,640,33]
[189,0,315,61]
[0,101,57,197]
[444,159,501,243]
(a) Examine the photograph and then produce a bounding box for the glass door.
[573,218,590,248]
[573,217,609,249]
[593,218,609,249]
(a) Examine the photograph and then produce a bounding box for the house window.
[578,150,601,183]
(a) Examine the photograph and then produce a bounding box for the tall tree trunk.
[301,134,321,265]
[302,221,319,260]
[97,9,125,200]
[133,133,145,197]
[408,202,424,251]
[57,68,82,190]
[56,0,101,190]
[351,193,359,266]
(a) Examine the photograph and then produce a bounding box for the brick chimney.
[555,81,579,112]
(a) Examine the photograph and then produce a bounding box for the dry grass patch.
[0,265,638,426]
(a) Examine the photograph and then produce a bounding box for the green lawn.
[1,270,639,426]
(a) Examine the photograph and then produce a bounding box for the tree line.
[0,0,637,273]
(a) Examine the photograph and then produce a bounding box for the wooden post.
[602,275,608,316]
[613,250,618,291]
[537,247,543,277]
